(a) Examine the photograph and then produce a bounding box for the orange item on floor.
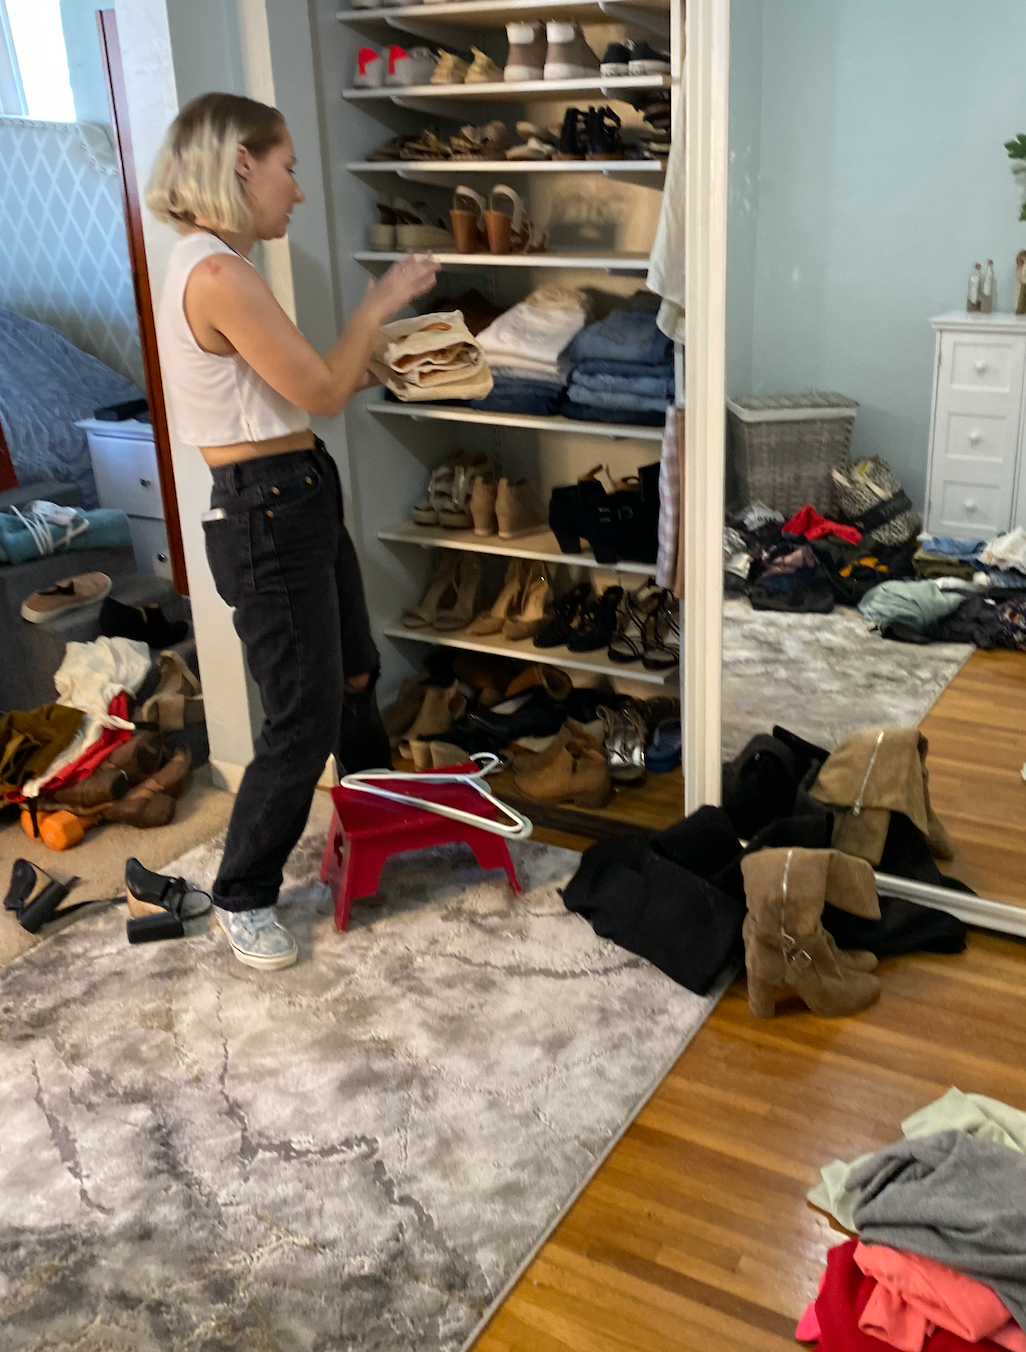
[20,806,98,851]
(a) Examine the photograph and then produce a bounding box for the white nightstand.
[76,417,171,579]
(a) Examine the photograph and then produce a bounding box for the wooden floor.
[921,648,1026,907]
[470,647,1026,1352]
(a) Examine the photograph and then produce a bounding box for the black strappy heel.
[125,857,211,943]
[4,859,74,933]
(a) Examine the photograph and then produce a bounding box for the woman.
[147,93,438,971]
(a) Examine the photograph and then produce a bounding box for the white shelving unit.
[368,400,664,439]
[383,624,676,685]
[329,0,683,813]
[356,251,650,270]
[378,519,657,573]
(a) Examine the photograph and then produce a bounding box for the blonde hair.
[146,92,287,234]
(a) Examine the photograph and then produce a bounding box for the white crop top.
[156,232,310,447]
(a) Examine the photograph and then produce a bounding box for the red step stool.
[320,763,522,931]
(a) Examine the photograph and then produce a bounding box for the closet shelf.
[349,160,666,187]
[336,0,670,34]
[384,623,677,685]
[356,250,650,272]
[343,74,670,107]
[368,401,664,440]
[379,520,656,574]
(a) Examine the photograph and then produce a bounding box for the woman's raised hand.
[365,252,440,323]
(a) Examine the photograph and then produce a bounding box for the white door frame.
[683,0,1026,934]
[682,0,729,814]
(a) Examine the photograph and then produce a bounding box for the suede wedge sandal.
[4,858,74,933]
[402,552,459,628]
[483,185,544,254]
[467,557,526,636]
[450,185,488,253]
[125,856,211,944]
[393,198,455,250]
[502,564,552,640]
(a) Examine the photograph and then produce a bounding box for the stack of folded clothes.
[463,285,589,415]
[371,310,492,402]
[561,298,673,426]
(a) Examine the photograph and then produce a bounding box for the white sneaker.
[385,45,438,87]
[543,22,600,81]
[353,45,384,88]
[214,905,299,970]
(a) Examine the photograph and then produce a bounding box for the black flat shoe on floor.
[125,857,211,944]
[100,597,189,649]
[4,858,73,934]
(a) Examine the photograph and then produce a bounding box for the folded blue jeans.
[559,396,666,427]
[572,371,674,399]
[574,358,676,379]
[567,308,673,366]
[566,385,669,413]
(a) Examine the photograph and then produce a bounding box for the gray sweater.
[851,1129,1026,1329]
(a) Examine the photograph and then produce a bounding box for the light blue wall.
[728,0,1026,510]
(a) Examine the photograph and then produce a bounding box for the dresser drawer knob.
[965,499,978,512]
[140,477,153,488]
[975,360,988,374]
[157,552,168,563]
[968,430,982,444]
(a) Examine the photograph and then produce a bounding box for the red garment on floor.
[784,504,862,545]
[809,1241,1006,1352]
[7,694,132,802]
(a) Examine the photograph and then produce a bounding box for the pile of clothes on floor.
[1,598,204,863]
[725,499,1026,649]
[800,1086,1026,1351]
[386,286,673,428]
[383,647,684,806]
[561,722,968,1004]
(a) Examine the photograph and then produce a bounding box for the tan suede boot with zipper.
[740,847,882,1019]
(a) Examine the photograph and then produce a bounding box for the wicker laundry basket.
[726,393,859,517]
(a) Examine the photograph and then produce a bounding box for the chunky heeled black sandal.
[125,857,211,944]
[4,859,74,934]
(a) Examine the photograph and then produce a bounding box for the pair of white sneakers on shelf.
[353,43,437,88]
[504,21,600,82]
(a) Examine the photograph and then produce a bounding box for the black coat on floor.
[561,806,746,995]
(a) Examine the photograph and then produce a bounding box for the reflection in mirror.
[721,0,1026,958]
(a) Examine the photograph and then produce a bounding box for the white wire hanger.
[338,753,534,840]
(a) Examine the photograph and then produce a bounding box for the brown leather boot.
[740,848,881,1019]
[98,748,192,828]
[51,764,129,808]
[106,730,165,785]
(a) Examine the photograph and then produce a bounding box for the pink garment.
[784,504,862,546]
[854,1244,1026,1352]
[797,1264,829,1341]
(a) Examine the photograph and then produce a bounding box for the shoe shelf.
[343,74,670,107]
[368,400,663,439]
[378,519,656,574]
[336,0,670,38]
[356,250,649,271]
[383,622,677,685]
[349,160,666,188]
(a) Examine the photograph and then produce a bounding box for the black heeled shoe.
[534,582,592,648]
[549,470,609,555]
[568,585,624,652]
[465,688,567,741]
[4,859,73,934]
[125,857,211,944]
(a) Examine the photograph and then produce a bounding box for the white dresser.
[925,312,1026,539]
[76,418,172,579]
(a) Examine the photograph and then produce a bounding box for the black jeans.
[203,440,383,912]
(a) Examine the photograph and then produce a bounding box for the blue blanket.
[0,309,144,509]
[0,507,132,565]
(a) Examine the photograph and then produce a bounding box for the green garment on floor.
[806,1087,1026,1231]
[0,704,83,795]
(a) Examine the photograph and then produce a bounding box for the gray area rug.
[722,599,973,758]
[0,796,719,1352]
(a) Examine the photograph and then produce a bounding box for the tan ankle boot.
[400,681,465,760]
[513,728,610,807]
[740,848,881,1019]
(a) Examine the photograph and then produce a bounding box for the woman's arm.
[184,252,439,418]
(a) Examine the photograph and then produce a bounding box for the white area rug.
[0,795,721,1351]
[721,599,974,758]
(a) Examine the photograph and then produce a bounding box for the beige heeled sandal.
[467,558,525,636]
[450,185,488,253]
[434,552,482,631]
[483,184,545,255]
[502,562,552,640]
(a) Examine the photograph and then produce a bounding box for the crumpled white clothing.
[981,528,1026,575]
[477,288,588,378]
[647,90,686,344]
[20,637,151,798]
